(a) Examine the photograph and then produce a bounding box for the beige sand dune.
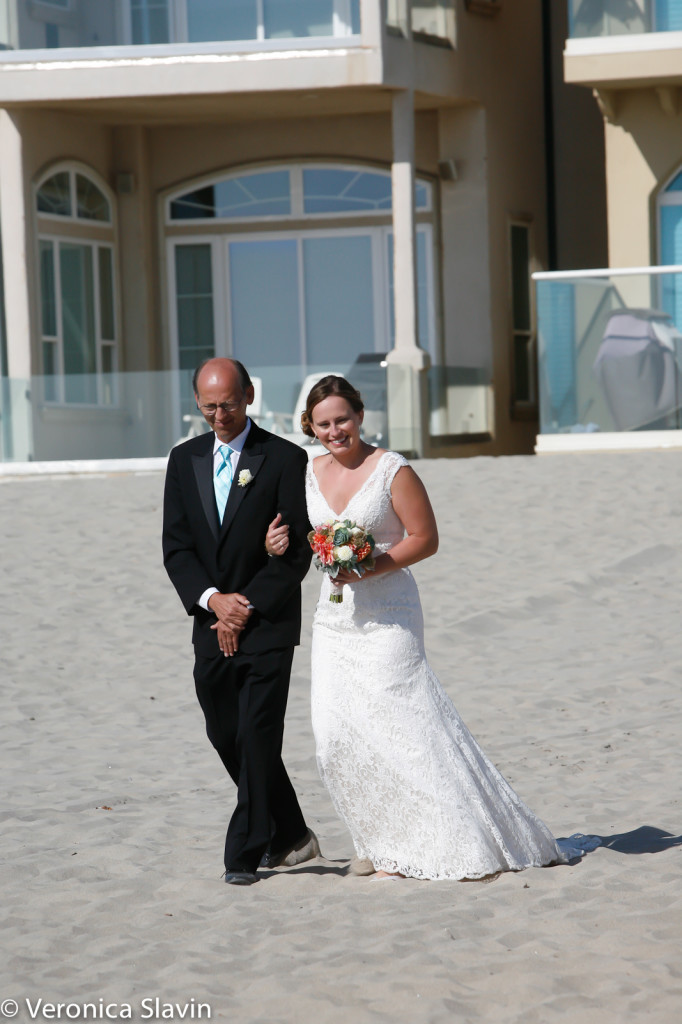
[1,452,681,1023]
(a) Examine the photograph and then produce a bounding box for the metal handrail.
[533,264,682,281]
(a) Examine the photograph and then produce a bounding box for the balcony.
[534,265,682,452]
[565,1,682,88]
[0,0,455,111]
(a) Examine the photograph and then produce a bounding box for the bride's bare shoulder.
[310,453,332,480]
[364,446,389,466]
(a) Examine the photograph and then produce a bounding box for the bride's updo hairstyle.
[301,375,364,437]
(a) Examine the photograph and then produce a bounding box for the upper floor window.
[0,0,360,52]
[37,170,111,223]
[569,0,682,38]
[35,166,117,406]
[168,164,432,222]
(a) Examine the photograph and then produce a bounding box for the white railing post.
[359,0,385,48]
[387,86,430,457]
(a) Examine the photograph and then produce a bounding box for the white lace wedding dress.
[307,450,594,880]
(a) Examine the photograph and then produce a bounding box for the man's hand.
[208,592,253,629]
[210,620,242,657]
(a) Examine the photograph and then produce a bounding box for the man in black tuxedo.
[163,358,317,885]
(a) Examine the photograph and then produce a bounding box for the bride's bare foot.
[372,869,405,880]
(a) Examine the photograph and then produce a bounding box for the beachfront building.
[0,0,601,464]
[535,3,682,451]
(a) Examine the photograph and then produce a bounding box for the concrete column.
[387,86,430,457]
[0,111,32,381]
[113,125,157,371]
[359,0,385,47]
[0,110,34,460]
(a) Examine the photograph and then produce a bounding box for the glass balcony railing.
[0,0,361,54]
[0,0,456,55]
[568,0,682,39]
[0,357,488,464]
[534,266,682,436]
[0,363,382,463]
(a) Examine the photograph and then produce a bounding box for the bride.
[266,375,593,881]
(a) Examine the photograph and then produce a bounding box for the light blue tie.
[214,444,233,524]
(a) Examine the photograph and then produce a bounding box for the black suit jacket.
[163,422,312,657]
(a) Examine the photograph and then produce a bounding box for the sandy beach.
[2,451,681,1024]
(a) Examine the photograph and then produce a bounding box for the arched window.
[658,169,682,327]
[165,163,436,419]
[36,165,117,405]
[168,164,431,221]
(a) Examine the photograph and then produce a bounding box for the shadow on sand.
[264,828,682,880]
[591,825,681,855]
[262,859,350,879]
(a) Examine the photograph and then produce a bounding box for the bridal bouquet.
[308,519,376,603]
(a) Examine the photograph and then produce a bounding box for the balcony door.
[226,231,379,370]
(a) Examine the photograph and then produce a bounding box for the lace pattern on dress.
[307,450,586,880]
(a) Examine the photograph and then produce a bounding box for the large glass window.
[36,166,117,406]
[167,163,438,427]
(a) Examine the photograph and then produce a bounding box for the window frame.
[35,164,119,408]
[37,235,119,407]
[163,161,439,435]
[165,162,433,226]
[167,223,436,368]
[36,166,112,227]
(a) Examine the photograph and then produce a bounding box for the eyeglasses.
[198,401,244,416]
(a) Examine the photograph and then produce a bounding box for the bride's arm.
[336,466,438,584]
[265,512,290,555]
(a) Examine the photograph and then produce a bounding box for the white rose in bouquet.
[333,545,353,563]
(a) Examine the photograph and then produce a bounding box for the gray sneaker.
[261,829,321,869]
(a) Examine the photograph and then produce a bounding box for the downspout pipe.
[541,0,558,270]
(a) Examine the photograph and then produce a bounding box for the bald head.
[193,358,254,443]
[193,358,251,396]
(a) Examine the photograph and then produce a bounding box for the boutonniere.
[238,469,253,488]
